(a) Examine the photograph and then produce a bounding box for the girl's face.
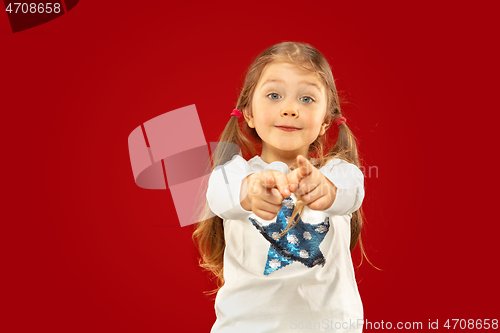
[244,61,329,165]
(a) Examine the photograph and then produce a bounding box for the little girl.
[193,42,366,333]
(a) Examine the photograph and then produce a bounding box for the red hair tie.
[231,108,242,118]
[335,117,346,126]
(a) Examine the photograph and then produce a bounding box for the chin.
[275,143,300,151]
[275,144,302,152]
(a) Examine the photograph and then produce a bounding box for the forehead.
[257,61,324,89]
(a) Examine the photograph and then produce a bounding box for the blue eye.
[268,93,282,100]
[300,96,314,103]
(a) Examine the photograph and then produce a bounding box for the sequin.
[269,259,281,269]
[283,199,294,209]
[250,197,330,275]
[315,225,328,233]
[287,234,299,244]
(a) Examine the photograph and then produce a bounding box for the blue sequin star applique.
[249,197,330,275]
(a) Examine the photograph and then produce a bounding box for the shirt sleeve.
[320,158,365,216]
[206,155,254,220]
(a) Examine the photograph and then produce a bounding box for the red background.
[2,1,499,332]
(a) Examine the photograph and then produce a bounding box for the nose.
[280,108,299,118]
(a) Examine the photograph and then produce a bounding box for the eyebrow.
[260,79,322,92]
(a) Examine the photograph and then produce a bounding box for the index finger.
[295,155,314,181]
[263,170,291,198]
[287,155,315,192]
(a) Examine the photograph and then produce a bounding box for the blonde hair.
[193,41,370,296]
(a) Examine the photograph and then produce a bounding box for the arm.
[320,159,365,216]
[240,174,252,211]
[206,155,254,220]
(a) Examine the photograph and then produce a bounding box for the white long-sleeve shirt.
[206,155,365,333]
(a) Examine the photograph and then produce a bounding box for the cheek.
[302,116,319,128]
[254,113,273,127]
[305,118,325,135]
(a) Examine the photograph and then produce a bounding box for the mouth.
[275,126,301,132]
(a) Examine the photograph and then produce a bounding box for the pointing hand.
[286,155,337,211]
[240,170,291,220]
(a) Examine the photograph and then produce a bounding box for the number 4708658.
[444,319,498,329]
[5,3,62,14]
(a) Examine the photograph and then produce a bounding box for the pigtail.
[192,118,234,296]
[333,121,362,250]
[192,113,258,296]
[326,119,374,269]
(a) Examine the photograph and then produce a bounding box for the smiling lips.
[276,126,301,132]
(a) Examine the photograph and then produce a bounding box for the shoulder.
[211,154,260,180]
[247,155,268,173]
[323,157,360,169]
[213,154,249,171]
[319,158,364,181]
